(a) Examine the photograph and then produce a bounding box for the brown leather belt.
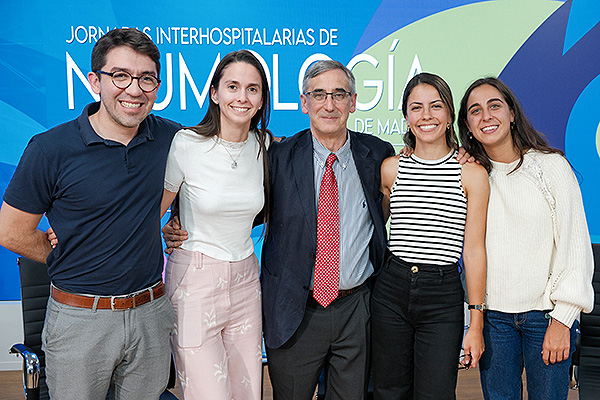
[337,281,367,298]
[51,282,166,311]
[310,281,367,302]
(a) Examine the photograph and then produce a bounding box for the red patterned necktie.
[313,153,340,308]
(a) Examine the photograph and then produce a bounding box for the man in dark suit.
[262,60,394,400]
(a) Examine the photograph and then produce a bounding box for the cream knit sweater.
[485,150,594,327]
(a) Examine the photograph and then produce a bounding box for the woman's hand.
[397,145,414,157]
[542,318,571,365]
[462,326,485,369]
[456,147,476,165]
[46,227,58,248]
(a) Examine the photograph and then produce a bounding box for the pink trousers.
[166,249,262,400]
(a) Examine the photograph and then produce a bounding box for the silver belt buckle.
[110,294,132,311]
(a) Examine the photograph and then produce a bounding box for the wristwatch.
[468,303,487,312]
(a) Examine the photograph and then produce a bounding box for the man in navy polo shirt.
[0,28,180,400]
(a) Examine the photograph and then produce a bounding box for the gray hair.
[302,60,356,94]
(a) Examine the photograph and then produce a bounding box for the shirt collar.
[311,131,352,170]
[78,102,154,146]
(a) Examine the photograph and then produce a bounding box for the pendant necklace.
[216,136,247,169]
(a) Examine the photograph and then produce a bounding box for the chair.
[578,243,600,399]
[10,257,50,399]
[9,257,178,399]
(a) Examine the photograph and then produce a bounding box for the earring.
[468,132,473,140]
[510,122,515,132]
[446,123,451,131]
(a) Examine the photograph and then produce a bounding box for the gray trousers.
[266,285,371,400]
[42,294,174,400]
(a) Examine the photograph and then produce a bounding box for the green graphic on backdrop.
[350,0,561,149]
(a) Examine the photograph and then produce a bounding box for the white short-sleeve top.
[164,128,265,261]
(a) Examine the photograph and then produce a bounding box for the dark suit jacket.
[261,128,395,349]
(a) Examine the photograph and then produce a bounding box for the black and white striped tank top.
[389,150,467,265]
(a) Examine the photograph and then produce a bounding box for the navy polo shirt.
[3,103,181,295]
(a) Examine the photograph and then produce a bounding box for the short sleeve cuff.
[164,181,180,193]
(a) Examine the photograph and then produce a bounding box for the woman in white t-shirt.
[160,50,272,400]
[458,77,594,400]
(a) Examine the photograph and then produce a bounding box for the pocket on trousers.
[170,288,205,349]
[165,254,192,298]
[42,300,84,350]
[42,300,61,350]
[167,255,205,349]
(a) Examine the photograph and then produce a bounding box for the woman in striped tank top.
[372,73,489,400]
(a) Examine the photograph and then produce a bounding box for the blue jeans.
[479,310,577,400]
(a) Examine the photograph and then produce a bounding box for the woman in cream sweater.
[458,77,594,400]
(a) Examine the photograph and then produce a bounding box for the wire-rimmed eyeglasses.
[304,90,352,103]
[94,70,160,93]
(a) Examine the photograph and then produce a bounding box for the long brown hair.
[188,50,272,225]
[458,77,562,173]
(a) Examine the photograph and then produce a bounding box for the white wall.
[0,301,24,371]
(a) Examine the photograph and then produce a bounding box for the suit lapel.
[350,131,376,205]
[291,130,317,245]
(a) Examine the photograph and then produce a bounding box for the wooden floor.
[0,367,579,400]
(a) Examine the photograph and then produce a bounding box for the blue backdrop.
[1,0,599,300]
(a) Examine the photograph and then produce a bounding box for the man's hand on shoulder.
[397,145,414,158]
[163,216,188,255]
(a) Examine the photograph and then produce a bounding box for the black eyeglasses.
[95,70,160,93]
[304,90,352,103]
